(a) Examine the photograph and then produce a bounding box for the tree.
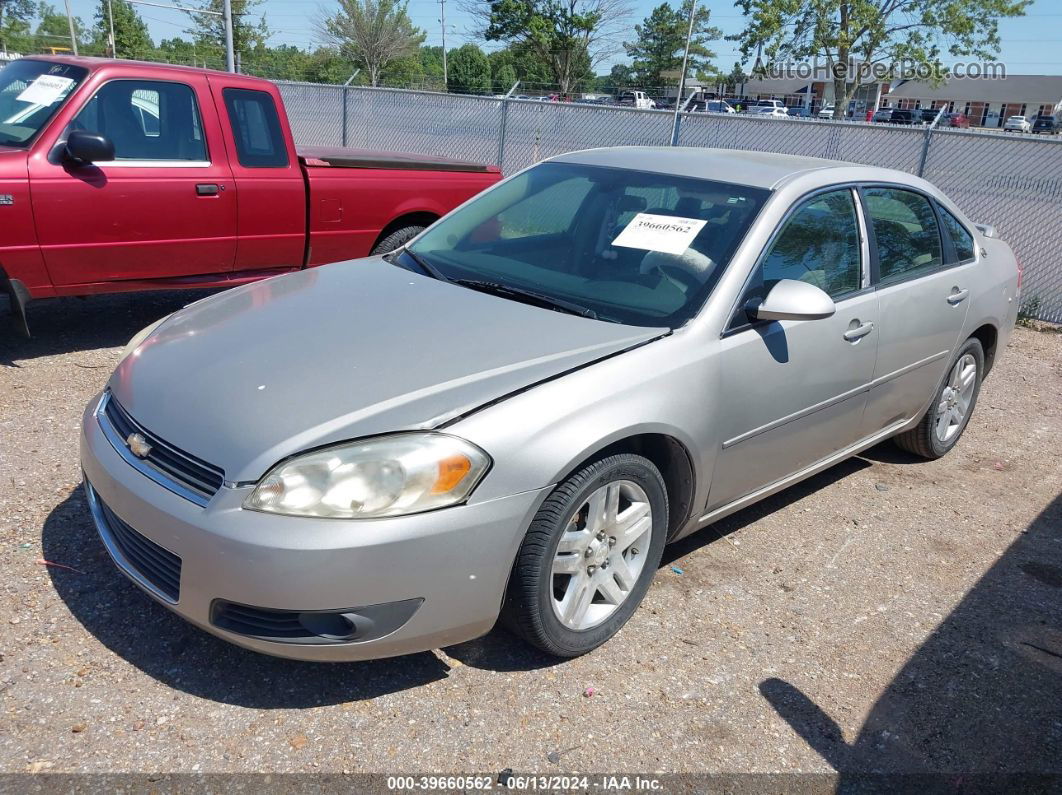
[0,0,34,53]
[731,0,1030,119]
[32,2,86,53]
[93,0,153,59]
[624,1,720,89]
[726,62,747,87]
[466,0,632,95]
[187,0,270,67]
[316,0,424,87]
[447,42,490,93]
[492,61,516,92]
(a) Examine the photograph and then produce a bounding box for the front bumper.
[79,395,549,661]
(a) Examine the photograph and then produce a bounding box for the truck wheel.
[371,225,426,256]
[502,454,668,657]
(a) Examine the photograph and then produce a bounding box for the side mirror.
[65,131,115,164]
[746,279,836,322]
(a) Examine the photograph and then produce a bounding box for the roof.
[549,147,852,190]
[22,54,239,80]
[888,74,1062,103]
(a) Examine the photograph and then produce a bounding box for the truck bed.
[298,146,500,174]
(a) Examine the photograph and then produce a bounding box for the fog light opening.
[297,611,375,641]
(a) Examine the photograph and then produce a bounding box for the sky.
[61,0,1062,76]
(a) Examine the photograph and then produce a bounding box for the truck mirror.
[65,131,115,164]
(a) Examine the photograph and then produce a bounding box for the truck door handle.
[196,183,221,196]
[843,321,874,342]
[947,288,970,305]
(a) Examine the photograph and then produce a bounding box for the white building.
[884,75,1062,127]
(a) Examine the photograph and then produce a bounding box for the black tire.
[502,454,668,657]
[370,225,426,256]
[894,337,984,459]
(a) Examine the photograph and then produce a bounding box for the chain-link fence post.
[917,107,946,177]
[497,98,510,171]
[341,85,349,148]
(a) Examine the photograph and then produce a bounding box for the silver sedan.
[80,147,1021,660]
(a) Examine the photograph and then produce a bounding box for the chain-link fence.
[278,81,1062,323]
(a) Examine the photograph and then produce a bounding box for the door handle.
[947,288,970,305]
[196,183,221,196]
[843,321,874,342]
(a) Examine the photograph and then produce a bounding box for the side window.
[753,189,863,303]
[938,205,976,263]
[68,80,206,161]
[223,88,289,168]
[864,188,943,282]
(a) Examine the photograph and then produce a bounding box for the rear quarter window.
[222,87,288,168]
[938,205,976,263]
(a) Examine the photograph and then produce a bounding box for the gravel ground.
[1,293,1060,778]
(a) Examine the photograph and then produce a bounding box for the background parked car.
[818,103,837,119]
[1004,115,1032,133]
[704,99,735,113]
[888,109,916,125]
[786,106,811,118]
[871,108,894,123]
[944,112,971,128]
[751,105,789,117]
[617,91,655,109]
[1033,115,1061,134]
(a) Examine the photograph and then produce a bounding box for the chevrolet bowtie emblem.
[126,432,152,459]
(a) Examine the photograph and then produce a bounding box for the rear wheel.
[502,454,668,657]
[371,224,426,256]
[894,338,984,459]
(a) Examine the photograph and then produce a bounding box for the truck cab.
[0,56,500,335]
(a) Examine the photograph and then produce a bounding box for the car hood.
[109,258,665,482]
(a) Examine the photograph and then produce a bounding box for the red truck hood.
[0,147,29,179]
[298,146,500,174]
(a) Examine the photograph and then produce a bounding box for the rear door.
[29,73,237,284]
[209,79,306,271]
[859,186,973,437]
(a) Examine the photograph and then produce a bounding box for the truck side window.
[68,80,206,162]
[223,88,288,168]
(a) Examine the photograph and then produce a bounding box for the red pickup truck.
[0,56,501,334]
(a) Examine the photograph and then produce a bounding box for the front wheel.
[894,338,984,459]
[502,454,669,657]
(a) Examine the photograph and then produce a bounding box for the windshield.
[0,60,87,147]
[405,162,769,327]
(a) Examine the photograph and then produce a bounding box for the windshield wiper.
[453,279,598,320]
[395,247,450,283]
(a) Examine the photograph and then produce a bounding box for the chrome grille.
[100,393,225,505]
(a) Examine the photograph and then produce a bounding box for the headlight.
[244,433,490,519]
[119,315,170,362]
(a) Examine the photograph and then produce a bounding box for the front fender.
[450,330,719,531]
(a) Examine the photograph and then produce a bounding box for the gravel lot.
[1,292,1060,778]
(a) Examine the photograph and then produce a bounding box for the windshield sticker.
[612,213,708,255]
[16,75,75,106]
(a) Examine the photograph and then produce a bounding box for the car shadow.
[41,489,451,708]
[759,493,1062,776]
[1,289,220,367]
[662,456,872,566]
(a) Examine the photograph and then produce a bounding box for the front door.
[708,187,878,512]
[29,75,236,286]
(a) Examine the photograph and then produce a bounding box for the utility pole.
[107,0,117,57]
[125,1,231,71]
[670,0,696,145]
[440,0,447,87]
[63,0,79,55]
[223,0,235,73]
